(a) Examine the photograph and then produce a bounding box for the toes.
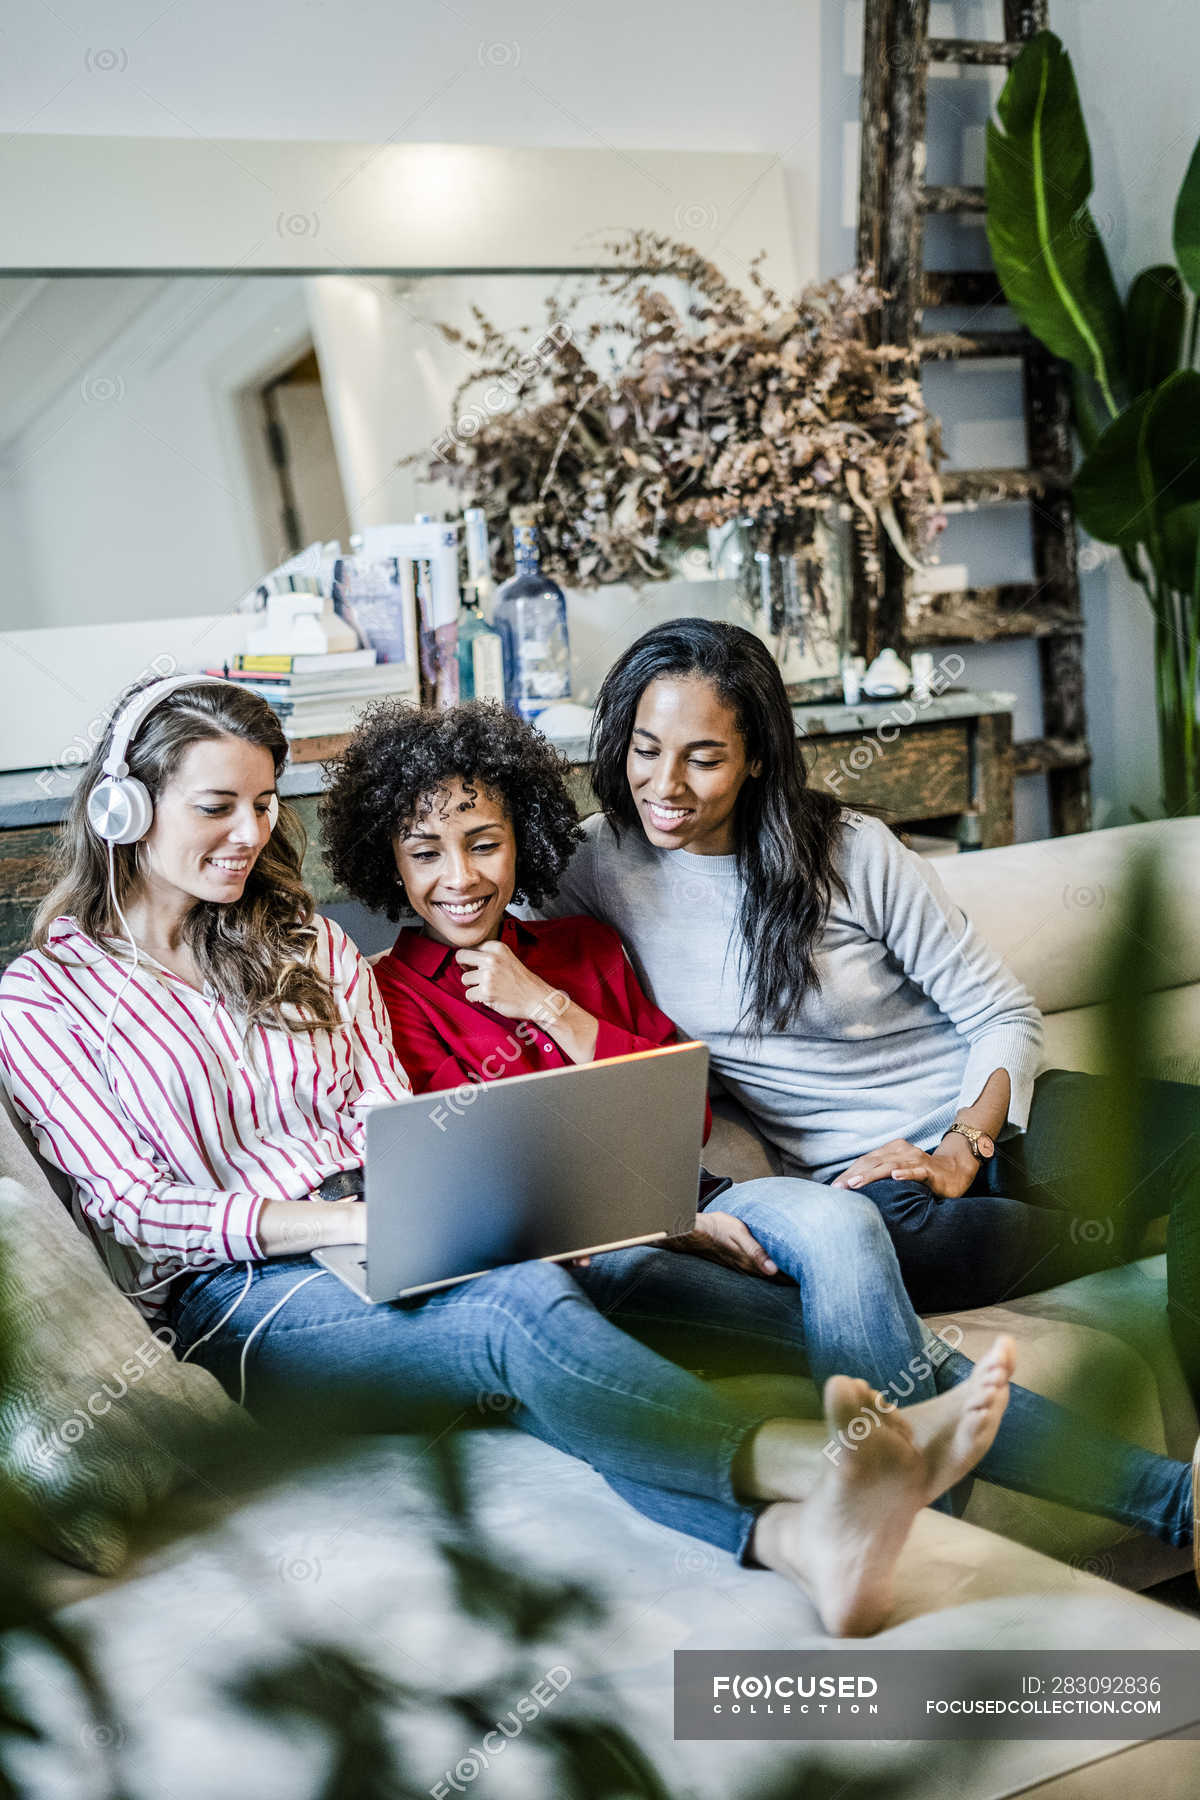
[824,1374,876,1426]
[824,1374,863,1432]
[980,1334,1017,1376]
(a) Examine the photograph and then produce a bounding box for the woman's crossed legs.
[578,1177,1192,1550]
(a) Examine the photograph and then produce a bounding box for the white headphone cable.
[177,1264,330,1408]
[176,1264,254,1360]
[100,839,141,1092]
[233,1269,328,1408]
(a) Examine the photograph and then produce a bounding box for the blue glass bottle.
[492,509,571,721]
[456,581,506,702]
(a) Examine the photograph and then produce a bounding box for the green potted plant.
[986,30,1200,814]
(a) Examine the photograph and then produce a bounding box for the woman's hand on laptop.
[665,1210,778,1279]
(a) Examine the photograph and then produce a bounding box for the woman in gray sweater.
[543,619,1200,1397]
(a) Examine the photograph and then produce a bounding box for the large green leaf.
[1074,370,1200,545]
[1160,502,1200,597]
[986,31,1124,410]
[1126,265,1186,395]
[1173,137,1200,296]
[1069,366,1108,456]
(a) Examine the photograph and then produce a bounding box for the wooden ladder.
[855,0,1091,835]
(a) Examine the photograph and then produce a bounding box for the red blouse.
[374,912,710,1137]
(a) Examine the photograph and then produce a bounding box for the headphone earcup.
[267,793,280,831]
[87,776,154,845]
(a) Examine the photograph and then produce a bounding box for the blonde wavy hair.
[35,676,343,1032]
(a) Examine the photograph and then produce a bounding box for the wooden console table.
[0,689,1014,969]
[793,688,1014,848]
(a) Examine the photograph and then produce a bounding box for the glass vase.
[739,507,852,696]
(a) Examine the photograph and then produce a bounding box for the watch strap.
[943,1122,992,1160]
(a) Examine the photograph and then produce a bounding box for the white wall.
[0,0,820,752]
[0,0,822,285]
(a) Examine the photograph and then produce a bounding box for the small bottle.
[840,654,866,705]
[457,581,506,703]
[493,508,571,721]
[415,512,459,709]
[463,507,495,622]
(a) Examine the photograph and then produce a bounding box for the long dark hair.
[589,619,846,1036]
[35,677,342,1032]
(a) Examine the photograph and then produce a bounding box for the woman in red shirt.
[324,704,749,1253]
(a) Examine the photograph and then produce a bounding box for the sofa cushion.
[924,1298,1187,1585]
[0,1176,247,1576]
[713,1284,1191,1590]
[702,1093,781,1183]
[1040,986,1200,1076]
[935,817,1200,1014]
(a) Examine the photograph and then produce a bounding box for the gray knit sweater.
[537,808,1043,1183]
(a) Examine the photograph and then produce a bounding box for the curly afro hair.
[320,700,584,921]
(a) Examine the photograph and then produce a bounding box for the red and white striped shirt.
[0,915,412,1320]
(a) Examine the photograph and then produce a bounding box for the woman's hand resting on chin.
[455,940,562,1023]
[455,941,600,1064]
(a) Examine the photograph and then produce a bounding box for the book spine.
[235,654,298,672]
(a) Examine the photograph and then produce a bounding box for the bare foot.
[737,1334,1013,1509]
[753,1376,927,1636]
[900,1335,1014,1505]
[750,1348,1012,1637]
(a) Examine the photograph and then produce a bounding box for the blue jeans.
[168,1176,1193,1559]
[169,1251,770,1560]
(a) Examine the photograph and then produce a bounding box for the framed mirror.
[0,134,798,771]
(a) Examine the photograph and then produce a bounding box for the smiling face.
[138,735,277,909]
[625,675,760,856]
[393,778,516,947]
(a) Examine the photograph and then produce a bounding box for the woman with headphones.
[0,672,1021,1639]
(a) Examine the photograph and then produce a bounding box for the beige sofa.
[4,817,1200,1798]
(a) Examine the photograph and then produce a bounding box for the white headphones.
[86,674,280,845]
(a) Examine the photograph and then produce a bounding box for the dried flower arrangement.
[405,232,946,590]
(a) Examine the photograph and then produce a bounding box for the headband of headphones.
[88,672,280,845]
[101,673,231,778]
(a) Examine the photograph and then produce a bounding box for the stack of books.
[205,650,413,751]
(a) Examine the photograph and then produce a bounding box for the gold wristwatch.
[942,1121,995,1161]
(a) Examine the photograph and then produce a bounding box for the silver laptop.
[313,1040,710,1303]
